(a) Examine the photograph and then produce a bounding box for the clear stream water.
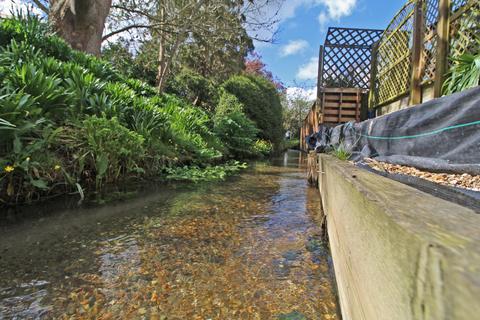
[0,150,339,320]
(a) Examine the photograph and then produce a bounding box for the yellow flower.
[4,165,14,173]
[54,165,61,171]
[26,157,30,161]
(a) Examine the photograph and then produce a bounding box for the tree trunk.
[49,0,112,56]
[156,5,167,93]
[157,35,182,93]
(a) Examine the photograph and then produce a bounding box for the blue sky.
[255,0,406,99]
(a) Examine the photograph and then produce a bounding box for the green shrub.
[222,74,283,147]
[443,49,480,95]
[215,90,244,117]
[74,116,145,188]
[213,90,260,158]
[443,7,480,95]
[253,139,273,157]
[214,110,259,158]
[0,14,50,48]
[0,88,47,142]
[166,68,218,112]
[0,15,121,81]
[0,15,275,204]
[125,78,157,97]
[0,123,66,203]
[162,96,223,161]
[102,42,135,78]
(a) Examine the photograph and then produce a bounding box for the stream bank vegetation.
[0,14,285,206]
[329,143,352,161]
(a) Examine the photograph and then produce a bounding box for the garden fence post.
[410,0,425,105]
[434,0,452,97]
[368,42,379,108]
[317,45,325,107]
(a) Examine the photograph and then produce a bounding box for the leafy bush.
[214,110,259,158]
[162,95,223,161]
[223,74,283,147]
[0,15,121,81]
[253,139,273,157]
[443,46,480,95]
[102,42,135,78]
[443,7,480,95]
[0,15,265,204]
[125,78,157,97]
[72,116,145,188]
[213,90,260,158]
[0,122,66,203]
[166,67,219,112]
[215,90,244,117]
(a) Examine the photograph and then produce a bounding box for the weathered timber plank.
[318,155,480,320]
[324,116,357,122]
[324,109,357,116]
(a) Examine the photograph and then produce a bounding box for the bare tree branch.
[102,22,177,41]
[31,0,49,14]
[103,24,151,41]
[111,4,156,21]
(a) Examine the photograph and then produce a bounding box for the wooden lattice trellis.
[319,27,383,89]
[370,0,479,108]
[449,0,480,61]
[369,0,416,107]
[422,0,440,83]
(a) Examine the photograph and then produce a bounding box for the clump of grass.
[330,142,351,161]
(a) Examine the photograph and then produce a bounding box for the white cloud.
[296,57,319,80]
[275,0,358,26]
[286,86,317,102]
[280,39,309,57]
[248,0,358,47]
[320,0,357,20]
[317,0,357,29]
[317,12,329,30]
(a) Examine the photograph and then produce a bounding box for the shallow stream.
[0,151,339,319]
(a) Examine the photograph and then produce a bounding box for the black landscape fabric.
[308,86,480,175]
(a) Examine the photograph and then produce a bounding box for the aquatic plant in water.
[164,161,248,182]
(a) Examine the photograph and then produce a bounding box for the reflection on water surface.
[0,151,339,319]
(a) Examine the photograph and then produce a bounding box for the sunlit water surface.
[0,151,339,319]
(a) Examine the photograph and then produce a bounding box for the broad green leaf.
[96,153,109,178]
[30,178,48,190]
[13,136,22,154]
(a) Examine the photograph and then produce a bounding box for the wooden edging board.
[317,154,480,320]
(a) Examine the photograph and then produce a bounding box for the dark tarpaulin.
[309,86,480,175]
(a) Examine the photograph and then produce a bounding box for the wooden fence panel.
[369,0,479,109]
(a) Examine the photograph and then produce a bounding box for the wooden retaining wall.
[316,154,480,320]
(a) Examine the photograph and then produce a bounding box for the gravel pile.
[364,158,480,192]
